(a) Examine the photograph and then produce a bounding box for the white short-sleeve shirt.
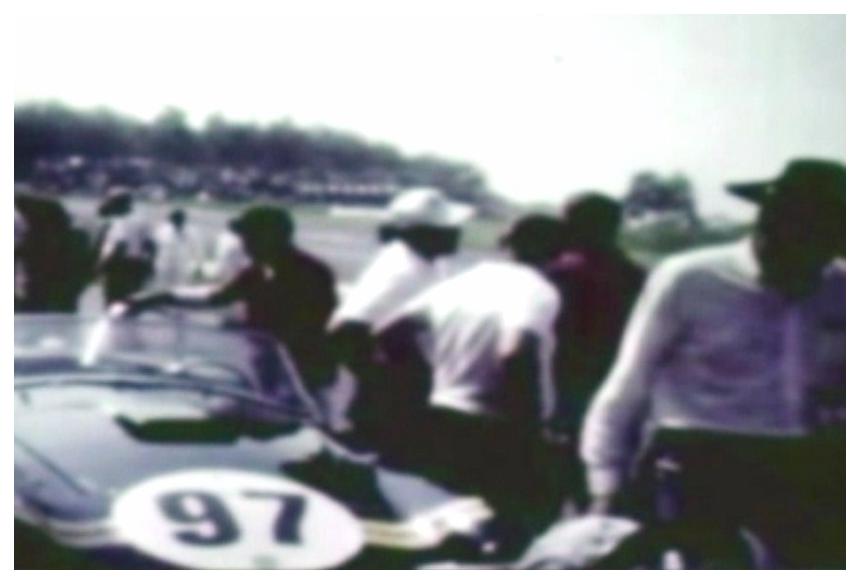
[100,213,153,262]
[330,240,446,331]
[390,260,561,420]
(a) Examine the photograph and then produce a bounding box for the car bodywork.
[14,315,494,569]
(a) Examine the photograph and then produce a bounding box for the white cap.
[386,187,475,228]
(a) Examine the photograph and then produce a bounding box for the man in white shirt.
[96,190,156,303]
[153,208,204,288]
[580,159,845,568]
[203,228,250,283]
[328,187,472,430]
[367,214,567,553]
[331,187,472,330]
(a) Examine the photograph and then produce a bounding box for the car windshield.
[14,314,319,420]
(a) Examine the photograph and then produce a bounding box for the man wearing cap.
[97,190,156,303]
[367,214,568,552]
[546,192,644,502]
[153,208,205,288]
[328,187,472,431]
[580,160,845,567]
[125,205,338,391]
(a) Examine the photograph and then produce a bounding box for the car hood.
[15,385,493,557]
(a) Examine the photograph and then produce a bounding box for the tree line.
[14,102,493,204]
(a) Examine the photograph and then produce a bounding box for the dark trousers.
[359,404,567,552]
[628,429,845,569]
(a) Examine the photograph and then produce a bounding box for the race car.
[14,314,496,569]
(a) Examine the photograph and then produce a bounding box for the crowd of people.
[13,158,846,568]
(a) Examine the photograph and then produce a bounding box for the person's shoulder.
[652,240,745,282]
[485,261,561,306]
[361,241,423,279]
[290,247,335,280]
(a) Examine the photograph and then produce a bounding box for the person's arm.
[329,321,375,375]
[579,260,685,512]
[498,331,544,426]
[124,270,248,313]
[498,284,561,425]
[375,316,433,408]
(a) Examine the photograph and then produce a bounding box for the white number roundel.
[112,469,366,569]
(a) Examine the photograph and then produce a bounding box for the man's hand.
[120,291,174,316]
[107,302,131,319]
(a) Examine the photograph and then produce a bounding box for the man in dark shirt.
[15,195,95,313]
[126,205,338,391]
[547,193,644,502]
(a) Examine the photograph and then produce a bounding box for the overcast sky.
[15,3,845,218]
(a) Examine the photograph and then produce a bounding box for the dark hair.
[563,192,622,247]
[229,205,294,244]
[169,208,187,223]
[500,214,565,265]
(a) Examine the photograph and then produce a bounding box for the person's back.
[549,193,645,439]
[332,239,444,331]
[400,260,560,420]
[549,247,643,415]
[236,246,338,390]
[368,217,568,553]
[154,211,203,287]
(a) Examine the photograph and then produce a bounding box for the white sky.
[14,2,845,218]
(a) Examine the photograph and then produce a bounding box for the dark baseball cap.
[229,205,294,242]
[726,159,845,207]
[98,189,133,217]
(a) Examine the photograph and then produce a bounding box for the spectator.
[580,159,845,568]
[96,190,156,303]
[125,205,338,392]
[366,214,567,553]
[14,195,94,313]
[202,227,250,283]
[546,193,644,501]
[153,208,204,288]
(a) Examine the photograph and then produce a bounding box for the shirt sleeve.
[499,283,560,356]
[206,267,254,305]
[330,246,413,327]
[499,282,561,421]
[579,258,686,496]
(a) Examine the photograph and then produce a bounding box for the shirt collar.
[731,236,762,283]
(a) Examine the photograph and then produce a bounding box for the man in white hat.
[327,187,473,429]
[331,187,473,331]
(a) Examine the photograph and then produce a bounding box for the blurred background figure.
[546,192,644,503]
[580,159,845,568]
[360,214,567,556]
[153,208,204,288]
[14,207,29,306]
[328,187,473,429]
[96,190,156,304]
[125,205,339,393]
[14,195,94,313]
[202,225,251,284]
